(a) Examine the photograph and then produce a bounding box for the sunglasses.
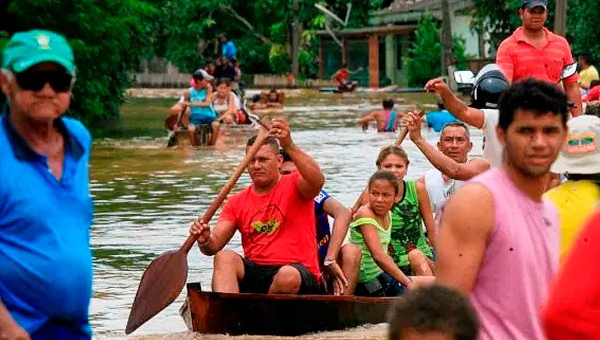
[14,70,73,93]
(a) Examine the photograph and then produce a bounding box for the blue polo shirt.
[0,108,94,339]
[425,110,459,132]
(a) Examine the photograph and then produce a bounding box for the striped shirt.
[496,27,578,85]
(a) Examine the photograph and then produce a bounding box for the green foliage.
[269,44,291,74]
[567,0,600,62]
[469,0,555,48]
[4,0,158,124]
[405,13,468,87]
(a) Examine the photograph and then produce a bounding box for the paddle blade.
[125,249,188,334]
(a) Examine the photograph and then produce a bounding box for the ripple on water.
[90,96,483,339]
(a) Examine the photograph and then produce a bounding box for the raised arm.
[436,183,494,294]
[424,79,485,129]
[404,112,490,181]
[271,118,324,199]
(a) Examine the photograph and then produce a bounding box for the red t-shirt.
[542,210,600,339]
[583,86,600,102]
[218,172,320,279]
[335,69,350,83]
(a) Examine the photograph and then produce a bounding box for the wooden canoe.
[183,282,396,336]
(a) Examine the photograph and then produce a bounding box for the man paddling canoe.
[401,118,490,217]
[190,119,325,294]
[280,150,361,296]
[436,79,568,340]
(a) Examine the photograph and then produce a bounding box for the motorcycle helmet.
[470,64,509,109]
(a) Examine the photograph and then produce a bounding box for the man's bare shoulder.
[445,182,493,213]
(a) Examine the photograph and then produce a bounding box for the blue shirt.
[221,40,237,62]
[425,110,459,132]
[0,109,94,339]
[314,190,331,267]
[189,87,217,120]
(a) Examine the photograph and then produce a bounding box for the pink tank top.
[468,168,559,340]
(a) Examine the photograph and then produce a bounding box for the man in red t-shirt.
[495,0,582,116]
[190,118,325,294]
[332,63,359,92]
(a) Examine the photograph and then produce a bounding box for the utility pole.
[291,0,300,80]
[440,0,457,90]
[554,0,568,37]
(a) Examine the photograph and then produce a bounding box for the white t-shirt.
[482,109,503,168]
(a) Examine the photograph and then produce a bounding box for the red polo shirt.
[496,27,578,85]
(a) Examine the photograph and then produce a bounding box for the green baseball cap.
[2,29,75,74]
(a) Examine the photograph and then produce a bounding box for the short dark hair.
[585,102,600,118]
[388,284,479,340]
[590,80,600,89]
[246,135,280,154]
[441,121,470,138]
[497,78,568,131]
[280,149,292,162]
[368,170,399,195]
[382,99,395,109]
[217,78,231,87]
[579,53,592,65]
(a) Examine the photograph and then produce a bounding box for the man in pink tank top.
[436,78,569,340]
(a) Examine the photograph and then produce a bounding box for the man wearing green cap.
[0,30,93,339]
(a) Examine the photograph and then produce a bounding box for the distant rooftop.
[374,0,473,14]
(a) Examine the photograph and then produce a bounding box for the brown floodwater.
[89,90,483,340]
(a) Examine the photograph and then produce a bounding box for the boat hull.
[185,282,395,336]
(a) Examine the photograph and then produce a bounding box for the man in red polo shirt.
[496,0,582,116]
[189,119,325,295]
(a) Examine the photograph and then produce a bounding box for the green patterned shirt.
[389,180,433,267]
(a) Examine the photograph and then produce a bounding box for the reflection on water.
[90,92,482,339]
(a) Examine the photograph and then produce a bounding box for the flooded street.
[89,90,484,339]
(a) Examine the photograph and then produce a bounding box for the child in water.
[359,99,399,132]
[351,170,413,297]
[354,146,436,277]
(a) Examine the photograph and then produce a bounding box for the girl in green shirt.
[350,170,413,297]
[355,146,436,276]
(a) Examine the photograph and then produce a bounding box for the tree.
[3,0,158,124]
[405,13,468,87]
[470,0,556,50]
[567,0,600,62]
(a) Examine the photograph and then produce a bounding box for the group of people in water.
[165,68,286,147]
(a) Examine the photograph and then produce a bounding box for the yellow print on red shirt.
[249,204,284,234]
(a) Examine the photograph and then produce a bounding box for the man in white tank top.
[402,118,490,216]
[424,64,509,168]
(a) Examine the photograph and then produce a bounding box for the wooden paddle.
[125,118,270,335]
[166,106,187,147]
[351,108,425,213]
